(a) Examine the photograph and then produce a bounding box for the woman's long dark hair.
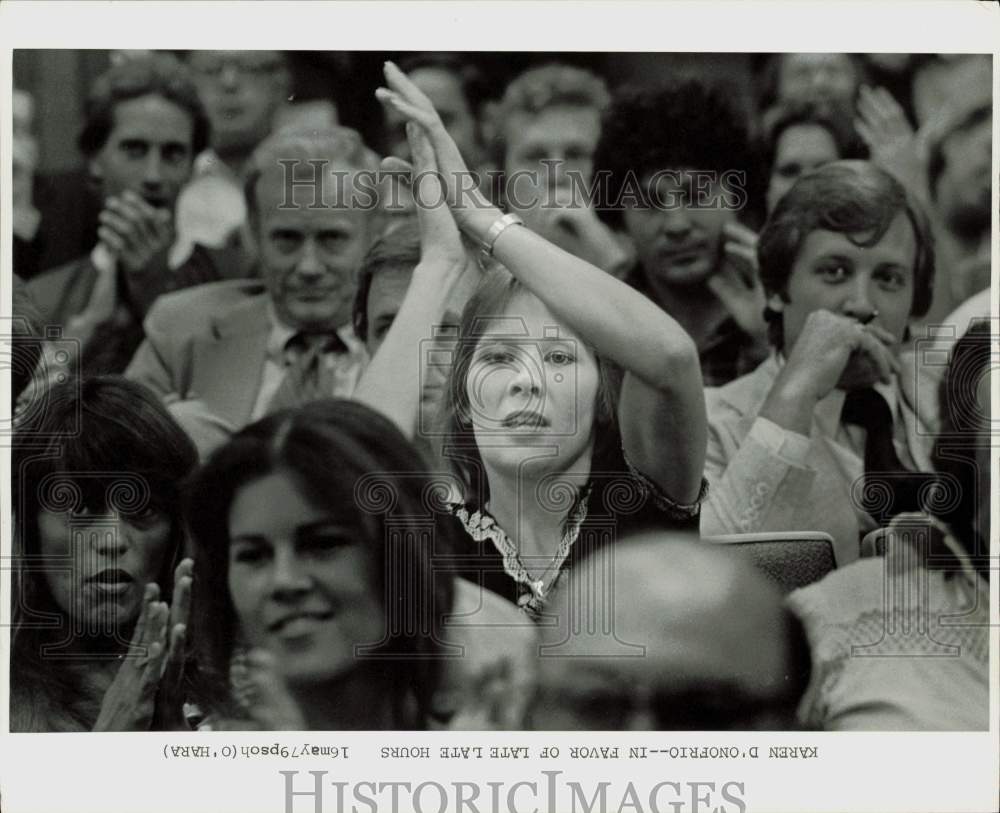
[184,399,457,728]
[11,376,197,730]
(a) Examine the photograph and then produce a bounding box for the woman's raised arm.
[352,122,478,440]
[377,63,706,502]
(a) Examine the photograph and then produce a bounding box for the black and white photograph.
[1,2,997,812]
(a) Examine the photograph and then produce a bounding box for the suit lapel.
[191,296,270,428]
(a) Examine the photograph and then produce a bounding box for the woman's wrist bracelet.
[478,213,525,258]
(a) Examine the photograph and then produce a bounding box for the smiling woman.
[183,399,456,730]
[10,376,198,731]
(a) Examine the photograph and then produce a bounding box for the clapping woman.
[362,64,707,617]
[11,377,196,731]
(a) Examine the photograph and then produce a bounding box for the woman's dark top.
[444,442,707,620]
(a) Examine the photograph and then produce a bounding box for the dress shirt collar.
[264,301,365,362]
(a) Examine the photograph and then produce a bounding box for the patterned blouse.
[446,454,708,620]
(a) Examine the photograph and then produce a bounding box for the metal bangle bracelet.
[480,213,525,257]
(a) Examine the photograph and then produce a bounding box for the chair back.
[702,531,836,593]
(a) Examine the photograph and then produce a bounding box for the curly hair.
[78,52,209,159]
[592,79,754,230]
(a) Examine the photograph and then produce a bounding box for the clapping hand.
[93,558,193,731]
[376,62,493,230]
[855,85,956,203]
[406,121,474,276]
[230,648,307,730]
[98,190,175,276]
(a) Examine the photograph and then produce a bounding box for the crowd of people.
[8,50,993,732]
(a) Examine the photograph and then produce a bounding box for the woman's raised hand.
[855,85,945,202]
[407,121,471,275]
[376,62,493,226]
[93,558,194,731]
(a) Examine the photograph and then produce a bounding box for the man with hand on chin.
[28,54,226,376]
[702,161,939,565]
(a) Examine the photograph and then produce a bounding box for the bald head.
[531,535,809,729]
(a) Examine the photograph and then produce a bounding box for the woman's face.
[38,502,172,634]
[227,469,385,685]
[766,123,840,213]
[464,292,601,479]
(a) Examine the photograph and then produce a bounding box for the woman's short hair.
[490,64,610,170]
[441,267,619,507]
[758,160,936,348]
[184,399,456,724]
[78,52,210,159]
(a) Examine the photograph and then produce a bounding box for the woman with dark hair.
[184,399,456,729]
[367,65,707,619]
[763,99,863,213]
[10,376,197,731]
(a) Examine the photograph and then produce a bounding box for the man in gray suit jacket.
[702,162,941,565]
[127,126,381,456]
